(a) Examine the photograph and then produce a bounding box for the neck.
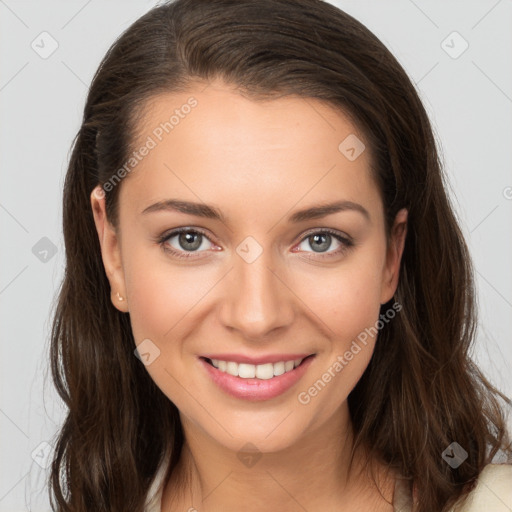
[162,404,396,511]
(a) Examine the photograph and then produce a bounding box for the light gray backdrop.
[1,1,511,510]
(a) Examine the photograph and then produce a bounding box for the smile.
[207,357,305,379]
[199,354,316,401]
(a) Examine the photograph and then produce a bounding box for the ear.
[90,186,129,312]
[380,208,408,305]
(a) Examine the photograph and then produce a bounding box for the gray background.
[1,1,511,510]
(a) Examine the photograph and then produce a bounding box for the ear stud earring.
[116,292,124,302]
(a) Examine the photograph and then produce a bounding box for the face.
[91,79,407,455]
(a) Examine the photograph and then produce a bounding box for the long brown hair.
[48,1,512,510]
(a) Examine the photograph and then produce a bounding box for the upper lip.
[200,353,314,365]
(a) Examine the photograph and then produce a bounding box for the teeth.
[226,361,238,376]
[238,363,256,378]
[284,360,294,372]
[255,363,273,379]
[273,361,285,376]
[209,357,306,379]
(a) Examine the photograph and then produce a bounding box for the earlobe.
[90,186,129,312]
[380,208,408,305]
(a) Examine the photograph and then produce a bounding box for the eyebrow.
[141,199,370,223]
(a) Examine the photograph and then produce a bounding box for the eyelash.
[156,227,354,261]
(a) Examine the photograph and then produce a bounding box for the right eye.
[157,228,216,259]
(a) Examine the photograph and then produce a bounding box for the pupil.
[180,232,201,251]
[311,233,330,252]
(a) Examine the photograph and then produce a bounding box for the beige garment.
[393,464,512,512]
[145,462,512,512]
[144,456,168,512]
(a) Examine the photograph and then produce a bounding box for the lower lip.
[199,355,315,401]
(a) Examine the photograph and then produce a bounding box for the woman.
[48,0,512,511]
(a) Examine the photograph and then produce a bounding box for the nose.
[219,245,295,341]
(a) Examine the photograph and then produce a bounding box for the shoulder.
[452,464,512,512]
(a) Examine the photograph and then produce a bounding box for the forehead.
[134,80,367,161]
[118,80,381,224]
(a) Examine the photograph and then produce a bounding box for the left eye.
[295,230,351,256]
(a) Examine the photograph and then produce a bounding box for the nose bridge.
[220,235,293,339]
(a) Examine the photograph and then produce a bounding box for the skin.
[91,79,408,511]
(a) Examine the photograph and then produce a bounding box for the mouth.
[199,354,316,401]
[200,354,315,379]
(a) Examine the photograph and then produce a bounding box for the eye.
[293,229,354,260]
[156,227,354,261]
[157,227,215,259]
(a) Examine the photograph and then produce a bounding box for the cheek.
[294,272,383,417]
[336,266,383,343]
[119,228,214,338]
[296,248,385,392]
[298,250,385,339]
[125,257,211,343]
[122,247,210,406]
